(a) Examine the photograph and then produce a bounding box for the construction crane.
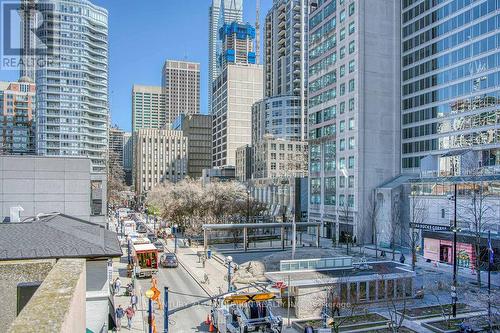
[255,0,261,64]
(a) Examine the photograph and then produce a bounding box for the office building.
[212,22,263,167]
[123,132,133,185]
[202,166,236,185]
[173,114,212,179]
[401,0,500,174]
[108,126,124,167]
[235,144,253,182]
[0,77,36,155]
[208,0,244,112]
[0,155,107,226]
[21,0,109,172]
[132,85,167,132]
[162,60,200,124]
[253,136,308,179]
[307,0,401,242]
[134,129,187,195]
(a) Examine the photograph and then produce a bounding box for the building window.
[348,22,355,34]
[339,194,345,207]
[339,157,346,169]
[340,28,346,41]
[349,60,355,73]
[348,156,354,169]
[340,102,345,114]
[349,41,355,54]
[340,10,346,22]
[348,98,355,111]
[348,118,354,130]
[348,79,355,92]
[339,120,345,132]
[441,208,445,219]
[340,83,345,96]
[348,194,354,208]
[339,176,346,188]
[340,139,346,151]
[348,175,354,188]
[349,3,355,15]
[348,137,355,149]
[340,65,346,77]
[340,46,346,59]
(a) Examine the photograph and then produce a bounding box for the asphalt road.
[137,261,210,333]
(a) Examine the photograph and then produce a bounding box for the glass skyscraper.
[401,0,500,174]
[22,0,109,172]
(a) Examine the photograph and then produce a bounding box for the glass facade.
[402,0,500,171]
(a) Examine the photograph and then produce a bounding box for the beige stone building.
[134,129,187,195]
[162,60,200,124]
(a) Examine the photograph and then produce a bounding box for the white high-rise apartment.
[22,0,109,172]
[162,60,200,124]
[208,0,243,113]
[307,0,401,242]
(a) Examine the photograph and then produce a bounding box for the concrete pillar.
[243,227,248,252]
[375,280,379,301]
[281,226,285,250]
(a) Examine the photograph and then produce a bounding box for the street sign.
[274,281,287,289]
[410,223,452,232]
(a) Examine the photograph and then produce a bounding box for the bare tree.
[338,201,352,255]
[107,149,126,208]
[458,179,495,286]
[408,191,428,271]
[390,192,402,261]
[367,191,380,258]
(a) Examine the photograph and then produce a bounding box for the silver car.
[160,253,178,268]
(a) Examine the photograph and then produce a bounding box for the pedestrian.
[130,293,138,311]
[115,305,125,331]
[399,253,406,264]
[125,305,135,330]
[126,283,133,296]
[113,277,122,296]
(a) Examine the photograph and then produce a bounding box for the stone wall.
[0,260,55,327]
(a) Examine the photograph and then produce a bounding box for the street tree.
[366,190,380,258]
[408,188,428,271]
[390,191,402,261]
[107,149,127,208]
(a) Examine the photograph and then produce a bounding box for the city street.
[137,259,211,333]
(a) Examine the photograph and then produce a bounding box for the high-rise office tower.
[132,85,167,132]
[0,77,36,155]
[212,22,263,167]
[21,0,109,172]
[307,0,401,242]
[109,126,124,167]
[401,0,500,174]
[162,60,200,124]
[172,114,213,179]
[123,132,133,185]
[208,0,243,113]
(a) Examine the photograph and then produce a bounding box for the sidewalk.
[110,221,147,332]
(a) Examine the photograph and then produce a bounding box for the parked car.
[154,241,164,252]
[160,253,178,268]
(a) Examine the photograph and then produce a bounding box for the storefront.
[423,231,499,270]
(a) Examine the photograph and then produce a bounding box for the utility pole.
[164,287,169,333]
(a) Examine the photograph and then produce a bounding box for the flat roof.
[133,243,157,252]
[203,222,321,230]
[265,261,415,287]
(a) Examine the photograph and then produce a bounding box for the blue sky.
[0,0,272,132]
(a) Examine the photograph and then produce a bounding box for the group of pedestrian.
[113,277,139,331]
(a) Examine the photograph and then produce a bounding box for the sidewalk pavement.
[110,222,147,332]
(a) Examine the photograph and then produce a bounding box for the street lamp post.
[145,289,154,333]
[452,183,458,318]
[174,224,178,254]
[246,190,250,224]
[226,256,233,292]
